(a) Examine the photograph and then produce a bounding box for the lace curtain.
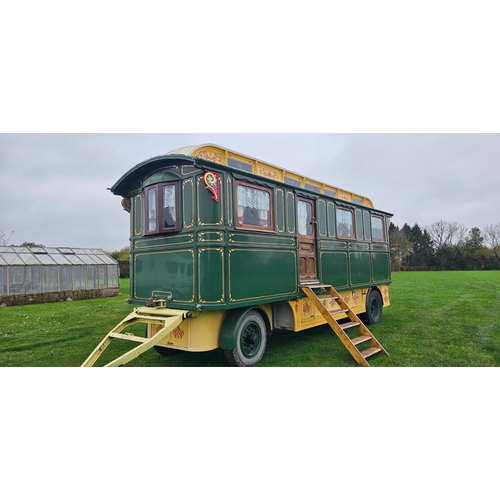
[237,185,270,210]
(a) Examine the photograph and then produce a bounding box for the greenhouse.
[0,246,120,307]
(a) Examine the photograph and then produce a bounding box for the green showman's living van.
[83,144,392,367]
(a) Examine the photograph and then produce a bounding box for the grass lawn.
[1,271,499,367]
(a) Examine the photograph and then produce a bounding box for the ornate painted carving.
[197,150,222,163]
[173,326,184,339]
[203,171,220,202]
[121,197,131,213]
[258,168,279,180]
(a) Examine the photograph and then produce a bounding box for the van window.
[336,207,355,239]
[145,183,179,235]
[236,182,273,230]
[371,215,385,241]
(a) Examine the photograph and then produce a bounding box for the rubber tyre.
[224,311,268,367]
[361,289,383,325]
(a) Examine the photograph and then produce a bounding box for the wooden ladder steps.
[341,321,360,330]
[301,284,389,366]
[360,346,383,359]
[351,335,372,346]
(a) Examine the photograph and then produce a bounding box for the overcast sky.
[0,133,499,251]
[2,3,499,253]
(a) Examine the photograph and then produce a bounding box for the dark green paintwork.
[111,153,392,310]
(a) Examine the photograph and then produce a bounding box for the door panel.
[297,198,318,282]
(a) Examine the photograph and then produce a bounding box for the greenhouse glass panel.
[49,253,71,265]
[107,265,119,287]
[27,266,42,293]
[9,266,26,295]
[78,254,98,265]
[44,266,58,292]
[98,265,106,288]
[3,253,24,265]
[99,254,116,264]
[64,254,84,264]
[74,266,86,290]
[59,266,72,291]
[0,267,6,294]
[19,252,42,265]
[87,265,97,289]
[37,254,57,265]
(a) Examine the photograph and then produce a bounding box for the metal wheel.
[361,289,383,325]
[224,311,268,367]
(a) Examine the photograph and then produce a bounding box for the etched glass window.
[163,185,177,229]
[336,207,354,238]
[237,184,272,229]
[145,183,178,235]
[297,200,313,236]
[371,215,385,241]
[147,188,157,233]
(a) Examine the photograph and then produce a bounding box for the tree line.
[389,220,500,271]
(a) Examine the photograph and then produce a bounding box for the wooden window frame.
[235,181,274,232]
[371,214,386,242]
[144,182,179,236]
[336,206,356,240]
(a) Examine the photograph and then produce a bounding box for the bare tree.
[484,223,500,259]
[427,220,468,248]
[389,228,412,270]
[0,230,14,246]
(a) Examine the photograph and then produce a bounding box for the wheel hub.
[245,333,259,345]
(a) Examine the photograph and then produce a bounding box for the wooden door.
[297,198,318,283]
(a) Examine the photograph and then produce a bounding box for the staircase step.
[360,346,382,359]
[302,283,331,289]
[351,335,372,346]
[341,321,360,330]
[328,308,349,315]
[318,297,341,303]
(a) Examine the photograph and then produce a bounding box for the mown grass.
[1,271,499,367]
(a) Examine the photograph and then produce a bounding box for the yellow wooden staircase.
[301,284,388,366]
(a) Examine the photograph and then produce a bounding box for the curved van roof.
[112,144,375,209]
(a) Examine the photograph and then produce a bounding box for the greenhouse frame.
[0,246,120,307]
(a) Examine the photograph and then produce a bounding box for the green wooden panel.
[134,234,194,249]
[182,178,194,229]
[226,176,233,227]
[286,191,296,234]
[317,199,327,237]
[198,248,224,303]
[363,210,372,241]
[355,209,364,240]
[275,188,285,233]
[229,249,297,301]
[327,201,336,237]
[349,242,370,251]
[350,252,371,285]
[372,252,391,281]
[198,231,224,243]
[134,250,194,302]
[197,176,223,226]
[320,240,348,250]
[133,194,143,236]
[228,232,295,247]
[319,251,348,288]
